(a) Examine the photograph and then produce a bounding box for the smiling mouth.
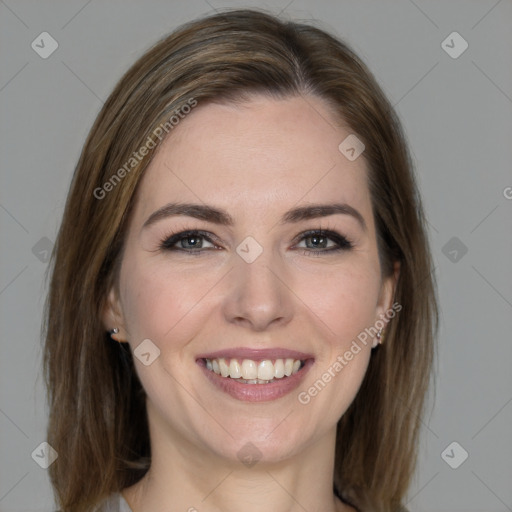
[201,357,306,384]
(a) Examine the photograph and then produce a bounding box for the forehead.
[134,94,371,224]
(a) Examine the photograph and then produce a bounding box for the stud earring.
[376,328,385,345]
[110,327,119,335]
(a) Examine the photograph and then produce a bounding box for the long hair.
[42,8,438,511]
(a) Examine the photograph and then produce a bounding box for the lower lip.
[198,359,314,402]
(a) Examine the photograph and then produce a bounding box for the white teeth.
[284,358,294,377]
[218,358,230,377]
[274,359,285,378]
[204,357,305,382]
[229,359,242,378]
[241,359,258,380]
[257,360,274,380]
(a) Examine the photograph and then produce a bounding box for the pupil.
[310,236,325,248]
[185,236,200,248]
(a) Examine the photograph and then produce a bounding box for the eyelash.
[158,228,354,256]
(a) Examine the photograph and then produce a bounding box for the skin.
[103,94,399,512]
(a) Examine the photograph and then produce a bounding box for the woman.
[43,8,438,512]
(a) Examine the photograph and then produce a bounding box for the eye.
[294,230,353,255]
[160,230,218,252]
[159,228,353,256]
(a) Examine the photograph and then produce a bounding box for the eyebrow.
[142,202,367,231]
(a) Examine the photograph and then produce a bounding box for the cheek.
[294,261,382,346]
[118,254,219,347]
[297,268,377,419]
[296,263,380,416]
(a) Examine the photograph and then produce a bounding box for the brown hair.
[43,8,438,512]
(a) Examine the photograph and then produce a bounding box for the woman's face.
[105,94,397,465]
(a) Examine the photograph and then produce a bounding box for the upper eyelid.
[161,230,218,248]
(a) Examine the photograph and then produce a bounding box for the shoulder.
[94,492,133,512]
[54,492,132,512]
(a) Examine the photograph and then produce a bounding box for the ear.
[372,261,401,348]
[102,286,128,343]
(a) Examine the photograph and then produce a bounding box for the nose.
[222,246,294,332]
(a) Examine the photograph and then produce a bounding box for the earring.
[376,328,385,345]
[110,327,119,336]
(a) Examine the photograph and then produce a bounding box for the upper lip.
[196,347,314,361]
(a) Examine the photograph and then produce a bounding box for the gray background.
[1,1,511,511]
